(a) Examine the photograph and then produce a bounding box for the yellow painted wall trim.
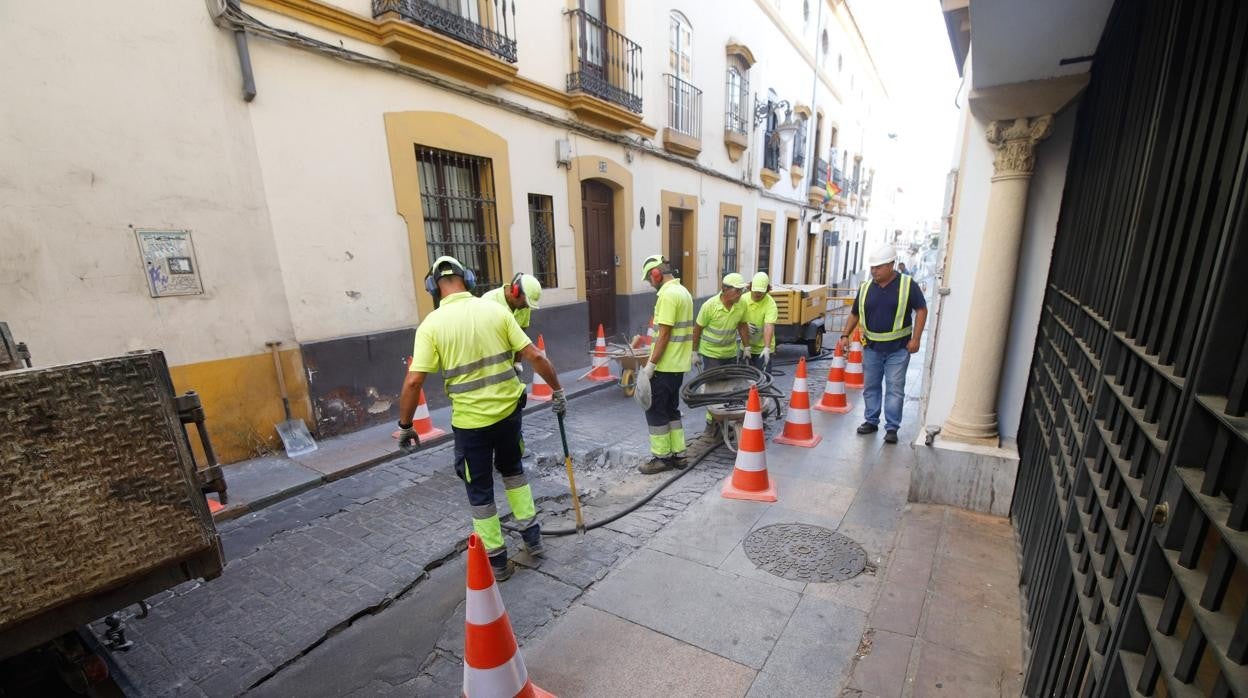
[565,155,635,299]
[243,0,653,135]
[170,348,312,465]
[383,112,515,319]
[726,42,758,68]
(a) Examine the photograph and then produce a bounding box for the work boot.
[521,524,545,557]
[639,456,672,474]
[704,420,721,439]
[488,551,514,582]
[884,429,899,444]
[856,422,879,435]
[668,454,689,470]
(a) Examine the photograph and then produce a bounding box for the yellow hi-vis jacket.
[409,291,531,429]
[653,279,694,372]
[482,286,532,329]
[695,293,746,359]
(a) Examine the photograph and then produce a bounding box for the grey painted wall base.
[908,436,1019,517]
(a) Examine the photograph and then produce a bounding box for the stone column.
[943,115,1054,446]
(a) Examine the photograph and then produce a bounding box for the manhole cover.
[743,524,866,582]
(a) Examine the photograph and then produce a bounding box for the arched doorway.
[581,180,616,337]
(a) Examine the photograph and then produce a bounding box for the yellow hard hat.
[641,254,667,281]
[722,272,748,289]
[751,272,770,292]
[519,274,542,309]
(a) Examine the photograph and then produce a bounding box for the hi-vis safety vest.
[409,291,530,429]
[857,274,913,344]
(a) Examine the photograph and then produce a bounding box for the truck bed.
[0,351,223,658]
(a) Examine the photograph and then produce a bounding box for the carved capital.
[986,115,1054,178]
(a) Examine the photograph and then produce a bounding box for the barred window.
[527,194,557,289]
[757,221,772,273]
[416,146,502,290]
[721,215,739,276]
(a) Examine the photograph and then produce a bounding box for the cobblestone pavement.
[93,381,738,697]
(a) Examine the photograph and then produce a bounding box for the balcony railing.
[763,132,781,171]
[724,70,749,134]
[665,74,702,139]
[812,157,829,189]
[791,120,808,168]
[566,9,643,113]
[374,0,517,63]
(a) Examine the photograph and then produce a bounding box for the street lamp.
[753,97,800,148]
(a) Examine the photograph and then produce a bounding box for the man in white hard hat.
[837,245,927,444]
[634,254,694,474]
[483,273,543,375]
[742,272,778,371]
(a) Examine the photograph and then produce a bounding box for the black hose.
[505,442,719,536]
[681,364,784,407]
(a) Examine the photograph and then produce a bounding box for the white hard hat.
[519,274,542,309]
[867,245,897,267]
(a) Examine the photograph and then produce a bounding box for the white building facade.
[0,0,891,462]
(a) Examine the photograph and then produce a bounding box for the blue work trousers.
[862,346,910,432]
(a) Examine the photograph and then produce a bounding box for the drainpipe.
[228,0,257,102]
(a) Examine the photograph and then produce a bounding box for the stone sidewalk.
[509,346,1025,697]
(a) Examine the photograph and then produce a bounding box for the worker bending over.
[742,272,778,371]
[633,255,693,475]
[692,273,751,371]
[483,273,543,375]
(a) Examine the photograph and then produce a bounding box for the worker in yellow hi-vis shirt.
[742,271,779,371]
[482,272,543,375]
[633,254,694,475]
[397,257,566,581]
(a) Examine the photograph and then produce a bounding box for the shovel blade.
[276,419,318,457]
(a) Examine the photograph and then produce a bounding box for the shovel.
[556,412,586,535]
[266,341,317,457]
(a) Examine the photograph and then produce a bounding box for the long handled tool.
[266,341,317,457]
[556,413,586,535]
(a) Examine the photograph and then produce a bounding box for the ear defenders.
[509,272,523,300]
[424,256,477,298]
[643,255,668,286]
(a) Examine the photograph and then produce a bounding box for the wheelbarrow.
[600,343,650,397]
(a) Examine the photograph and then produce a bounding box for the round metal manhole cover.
[743,524,867,583]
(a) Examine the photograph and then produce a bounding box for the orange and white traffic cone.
[632,316,655,350]
[462,533,555,698]
[529,335,553,403]
[722,385,778,502]
[392,388,446,440]
[844,329,865,389]
[774,357,823,448]
[585,324,616,382]
[814,347,852,414]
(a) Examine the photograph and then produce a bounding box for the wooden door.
[667,209,684,277]
[581,181,616,338]
[805,233,819,284]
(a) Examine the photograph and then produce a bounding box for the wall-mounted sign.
[136,229,204,297]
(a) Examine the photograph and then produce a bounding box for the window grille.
[527,194,557,289]
[757,222,773,273]
[416,146,502,290]
[721,216,739,276]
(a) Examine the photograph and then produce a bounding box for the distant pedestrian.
[397,256,566,581]
[838,246,927,444]
[742,272,778,371]
[633,254,693,474]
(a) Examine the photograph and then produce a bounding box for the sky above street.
[848,0,962,230]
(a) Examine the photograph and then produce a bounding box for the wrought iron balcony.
[763,132,781,172]
[373,0,517,63]
[812,157,829,189]
[665,74,702,139]
[566,9,643,113]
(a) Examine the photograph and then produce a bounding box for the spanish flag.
[824,161,841,202]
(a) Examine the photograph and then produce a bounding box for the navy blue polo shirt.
[850,274,927,353]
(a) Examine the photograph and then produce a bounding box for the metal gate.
[1015,0,1248,695]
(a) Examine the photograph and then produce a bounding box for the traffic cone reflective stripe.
[722,385,777,502]
[814,354,852,413]
[529,335,553,402]
[845,333,865,389]
[392,388,447,440]
[586,324,616,382]
[775,357,823,448]
[462,533,554,698]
